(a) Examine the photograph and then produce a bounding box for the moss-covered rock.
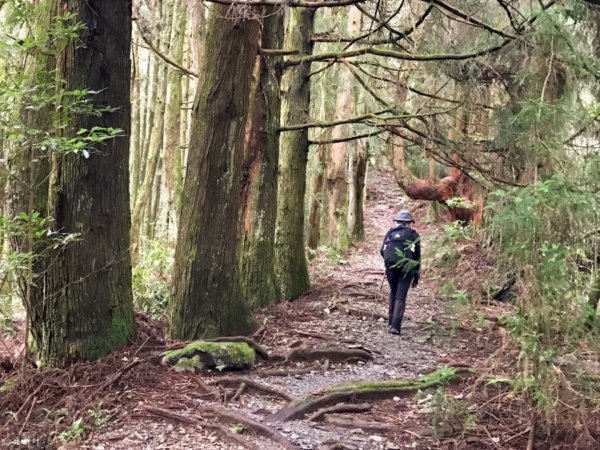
[162,341,256,372]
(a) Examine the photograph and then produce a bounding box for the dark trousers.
[386,269,413,331]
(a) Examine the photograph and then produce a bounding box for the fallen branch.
[323,415,396,432]
[209,376,292,401]
[286,348,373,363]
[97,359,140,392]
[270,366,474,421]
[307,402,372,421]
[141,406,258,450]
[203,405,296,450]
[256,365,322,377]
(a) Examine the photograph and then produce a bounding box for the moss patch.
[162,341,256,372]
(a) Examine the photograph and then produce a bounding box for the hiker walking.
[380,210,421,335]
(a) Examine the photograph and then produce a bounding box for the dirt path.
[80,172,490,450]
[2,172,499,450]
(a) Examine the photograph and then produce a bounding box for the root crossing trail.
[56,173,495,450]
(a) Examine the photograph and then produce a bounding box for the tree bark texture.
[347,139,367,241]
[170,6,261,339]
[239,9,284,309]
[19,0,135,366]
[274,8,314,300]
[325,6,362,251]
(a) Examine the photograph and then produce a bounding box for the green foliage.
[132,238,173,319]
[428,388,476,439]
[57,417,86,443]
[486,168,600,423]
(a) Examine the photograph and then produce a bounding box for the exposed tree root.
[202,336,269,360]
[341,305,387,321]
[256,366,319,377]
[307,402,372,421]
[203,405,296,450]
[293,330,334,341]
[209,376,293,401]
[322,415,396,432]
[270,366,473,421]
[286,348,373,363]
[318,439,360,450]
[141,406,260,450]
[230,382,247,402]
[188,375,220,401]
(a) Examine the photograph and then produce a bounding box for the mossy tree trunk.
[239,9,284,309]
[16,0,135,366]
[170,5,261,339]
[347,139,367,241]
[275,8,314,300]
[325,6,361,251]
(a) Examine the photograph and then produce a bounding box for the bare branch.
[205,0,366,7]
[422,0,517,40]
[309,129,384,145]
[134,20,198,78]
[286,41,511,66]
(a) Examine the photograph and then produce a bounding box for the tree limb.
[205,0,366,7]
[423,0,518,40]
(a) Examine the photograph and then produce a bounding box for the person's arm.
[412,231,421,286]
[380,230,390,256]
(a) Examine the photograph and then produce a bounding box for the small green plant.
[229,423,245,434]
[87,406,110,428]
[132,238,173,319]
[442,221,473,242]
[446,197,475,210]
[58,417,86,443]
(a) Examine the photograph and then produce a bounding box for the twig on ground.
[7,383,43,426]
[323,415,396,432]
[209,376,292,401]
[231,382,247,402]
[256,365,322,377]
[307,402,372,421]
[96,359,140,392]
[17,394,36,436]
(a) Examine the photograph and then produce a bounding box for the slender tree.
[170,5,261,339]
[274,7,314,300]
[239,9,284,309]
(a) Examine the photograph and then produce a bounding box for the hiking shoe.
[389,328,400,335]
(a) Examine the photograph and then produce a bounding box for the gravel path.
[87,172,480,450]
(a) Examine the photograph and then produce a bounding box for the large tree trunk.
[170,6,260,339]
[9,0,135,366]
[239,9,284,309]
[274,8,314,300]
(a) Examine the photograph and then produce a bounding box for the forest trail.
[83,172,499,450]
[1,172,502,450]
